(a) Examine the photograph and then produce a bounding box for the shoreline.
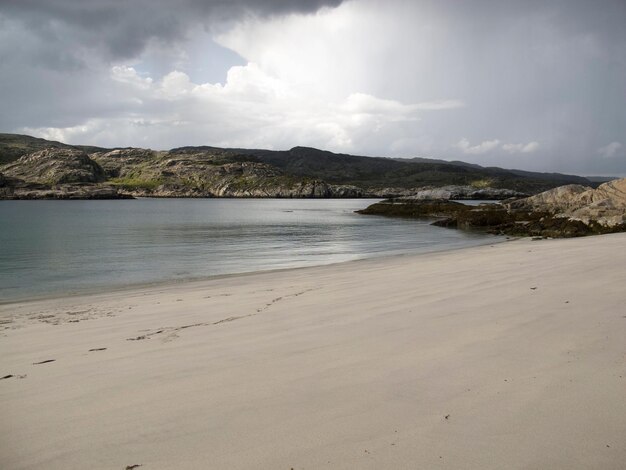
[0,232,506,306]
[2,233,625,469]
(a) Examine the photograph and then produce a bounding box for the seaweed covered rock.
[356,199,469,218]
[358,195,626,238]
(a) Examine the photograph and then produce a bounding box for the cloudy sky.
[1,0,625,175]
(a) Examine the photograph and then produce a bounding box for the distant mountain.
[585,176,619,183]
[389,156,590,186]
[222,146,590,192]
[0,133,594,199]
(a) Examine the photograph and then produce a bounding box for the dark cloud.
[0,0,344,60]
[0,0,344,129]
[0,0,624,175]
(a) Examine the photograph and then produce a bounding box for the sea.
[0,198,500,302]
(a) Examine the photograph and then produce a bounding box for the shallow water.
[0,198,500,302]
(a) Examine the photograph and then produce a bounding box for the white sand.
[1,234,625,469]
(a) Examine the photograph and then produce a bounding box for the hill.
[0,133,593,198]
[0,133,108,165]
[213,146,590,192]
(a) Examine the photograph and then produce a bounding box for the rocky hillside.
[89,147,363,197]
[1,148,105,184]
[227,146,590,192]
[0,133,598,199]
[0,133,106,165]
[0,146,362,199]
[0,149,128,199]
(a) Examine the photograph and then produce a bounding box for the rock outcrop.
[507,178,626,227]
[1,149,105,184]
[358,178,626,238]
[0,184,132,200]
[368,187,415,198]
[91,148,158,178]
[357,200,470,218]
[405,185,528,200]
[0,150,129,199]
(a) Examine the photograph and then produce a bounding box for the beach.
[1,233,625,469]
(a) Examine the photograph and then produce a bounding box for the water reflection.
[0,199,500,301]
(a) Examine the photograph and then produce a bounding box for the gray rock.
[405,185,527,200]
[368,187,415,198]
[90,148,158,178]
[507,178,626,226]
[1,148,105,184]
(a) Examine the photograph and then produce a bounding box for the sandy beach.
[1,233,625,469]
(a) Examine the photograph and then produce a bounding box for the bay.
[0,198,499,302]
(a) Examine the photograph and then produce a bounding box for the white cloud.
[111,66,153,89]
[597,141,622,158]
[339,93,460,121]
[455,138,501,155]
[21,63,459,152]
[502,141,540,154]
[454,139,540,156]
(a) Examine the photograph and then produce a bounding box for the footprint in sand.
[1,374,27,380]
[127,335,148,341]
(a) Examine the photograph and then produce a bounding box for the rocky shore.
[357,178,626,238]
[0,181,132,200]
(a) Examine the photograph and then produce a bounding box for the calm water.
[0,199,499,302]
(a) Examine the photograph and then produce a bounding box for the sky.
[1,0,625,176]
